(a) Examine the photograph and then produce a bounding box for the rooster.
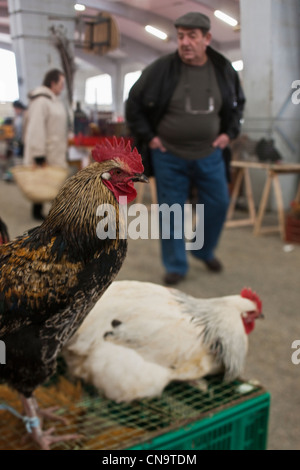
[0,138,148,450]
[63,281,263,403]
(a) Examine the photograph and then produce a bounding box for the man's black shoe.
[163,273,185,285]
[203,258,223,273]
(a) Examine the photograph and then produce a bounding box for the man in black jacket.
[126,12,245,285]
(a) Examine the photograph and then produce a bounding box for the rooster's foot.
[36,404,69,425]
[28,425,82,450]
[20,394,82,450]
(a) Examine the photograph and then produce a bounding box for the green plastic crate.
[0,371,271,450]
[127,391,270,450]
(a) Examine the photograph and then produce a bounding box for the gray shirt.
[157,59,222,159]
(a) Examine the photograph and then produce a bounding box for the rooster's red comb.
[92,137,144,174]
[240,288,262,313]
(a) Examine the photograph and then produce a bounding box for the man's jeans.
[151,147,230,275]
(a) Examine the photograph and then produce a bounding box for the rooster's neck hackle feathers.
[30,163,125,259]
[185,293,253,381]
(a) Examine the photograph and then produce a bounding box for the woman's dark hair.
[42,69,64,88]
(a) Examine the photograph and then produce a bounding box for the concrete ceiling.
[0,0,241,67]
[81,1,240,52]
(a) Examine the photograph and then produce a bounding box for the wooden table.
[226,160,300,239]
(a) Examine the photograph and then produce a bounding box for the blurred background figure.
[74,101,89,136]
[2,100,27,182]
[12,100,27,161]
[126,12,245,285]
[24,68,68,220]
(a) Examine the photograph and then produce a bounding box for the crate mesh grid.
[0,368,268,450]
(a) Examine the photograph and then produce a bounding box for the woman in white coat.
[24,69,68,220]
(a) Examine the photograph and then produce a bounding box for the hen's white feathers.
[63,281,257,402]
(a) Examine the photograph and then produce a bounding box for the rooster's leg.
[20,394,81,450]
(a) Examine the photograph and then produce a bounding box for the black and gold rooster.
[0,137,147,449]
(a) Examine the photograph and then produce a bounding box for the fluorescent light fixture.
[214,10,238,27]
[232,60,243,71]
[74,3,86,11]
[145,25,168,40]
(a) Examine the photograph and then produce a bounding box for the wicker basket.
[11,165,69,203]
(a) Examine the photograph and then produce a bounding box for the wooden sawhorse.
[226,160,300,240]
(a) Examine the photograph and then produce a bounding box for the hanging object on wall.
[50,25,77,105]
[80,12,120,56]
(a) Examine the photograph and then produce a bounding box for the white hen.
[63,281,263,403]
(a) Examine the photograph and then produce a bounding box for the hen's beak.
[131,173,149,183]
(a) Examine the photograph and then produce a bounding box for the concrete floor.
[1,176,300,451]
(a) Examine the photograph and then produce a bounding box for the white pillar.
[8,0,75,105]
[240,0,300,208]
[111,62,126,119]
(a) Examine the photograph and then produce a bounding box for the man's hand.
[212,134,230,149]
[149,136,167,152]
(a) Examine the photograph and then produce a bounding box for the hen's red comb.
[240,288,262,313]
[92,137,144,174]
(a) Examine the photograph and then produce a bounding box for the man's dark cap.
[174,12,211,31]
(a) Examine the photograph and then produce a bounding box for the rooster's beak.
[131,173,149,183]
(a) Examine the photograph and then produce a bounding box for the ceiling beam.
[191,0,240,19]
[75,33,163,72]
[75,47,117,76]
[82,0,176,38]
[117,34,163,65]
